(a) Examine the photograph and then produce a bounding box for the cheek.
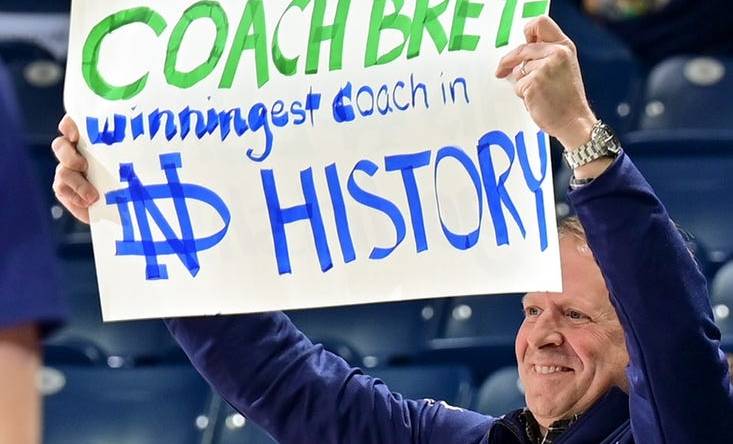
[569,328,627,372]
[570,337,603,367]
[515,323,530,361]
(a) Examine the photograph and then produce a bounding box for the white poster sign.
[64,0,561,321]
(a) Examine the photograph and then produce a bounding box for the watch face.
[597,123,621,154]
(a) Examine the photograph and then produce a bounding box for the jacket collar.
[485,387,629,444]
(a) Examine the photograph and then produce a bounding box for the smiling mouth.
[532,365,574,375]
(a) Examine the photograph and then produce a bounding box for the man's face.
[515,236,629,426]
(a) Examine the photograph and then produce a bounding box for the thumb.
[58,114,80,143]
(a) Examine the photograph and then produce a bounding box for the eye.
[523,306,542,318]
[565,309,589,321]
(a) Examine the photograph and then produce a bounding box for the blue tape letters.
[105,153,231,280]
[260,130,550,275]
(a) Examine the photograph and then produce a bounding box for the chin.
[526,393,576,419]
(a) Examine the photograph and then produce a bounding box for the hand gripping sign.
[64,0,561,321]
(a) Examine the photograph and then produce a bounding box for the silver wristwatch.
[563,120,621,170]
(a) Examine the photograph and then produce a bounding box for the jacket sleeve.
[568,153,733,444]
[164,313,492,444]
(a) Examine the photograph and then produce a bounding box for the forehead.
[523,237,610,309]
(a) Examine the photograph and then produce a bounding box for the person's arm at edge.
[0,324,41,444]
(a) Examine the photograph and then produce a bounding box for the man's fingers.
[51,136,87,172]
[524,16,569,45]
[54,183,90,209]
[54,114,93,224]
[496,43,556,78]
[513,71,536,100]
[54,189,91,224]
[55,166,99,204]
[58,114,79,143]
[512,59,543,81]
[496,17,572,79]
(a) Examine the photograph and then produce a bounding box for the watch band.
[563,120,621,170]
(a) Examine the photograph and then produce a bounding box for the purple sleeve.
[165,313,492,444]
[568,153,733,443]
[0,59,66,336]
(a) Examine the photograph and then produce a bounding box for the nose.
[526,311,564,349]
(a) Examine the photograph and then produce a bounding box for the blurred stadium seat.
[210,364,473,444]
[45,258,185,367]
[43,338,106,367]
[621,132,733,265]
[712,262,733,339]
[439,294,524,344]
[286,299,445,368]
[42,364,214,444]
[472,366,525,417]
[424,294,523,380]
[0,2,69,143]
[638,56,733,132]
[0,40,65,145]
[370,364,474,407]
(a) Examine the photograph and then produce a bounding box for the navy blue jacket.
[165,153,733,443]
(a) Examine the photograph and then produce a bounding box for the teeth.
[533,365,569,375]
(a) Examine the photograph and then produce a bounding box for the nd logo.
[105,153,231,280]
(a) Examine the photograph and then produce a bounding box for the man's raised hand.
[495,16,597,151]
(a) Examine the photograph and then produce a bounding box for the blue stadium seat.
[42,364,214,444]
[472,366,525,417]
[638,56,733,131]
[370,364,474,407]
[425,295,524,379]
[43,338,106,366]
[0,40,65,145]
[712,262,733,340]
[439,294,524,344]
[286,299,445,368]
[210,364,473,444]
[45,258,185,366]
[621,132,733,264]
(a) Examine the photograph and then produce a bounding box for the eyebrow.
[521,293,595,311]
